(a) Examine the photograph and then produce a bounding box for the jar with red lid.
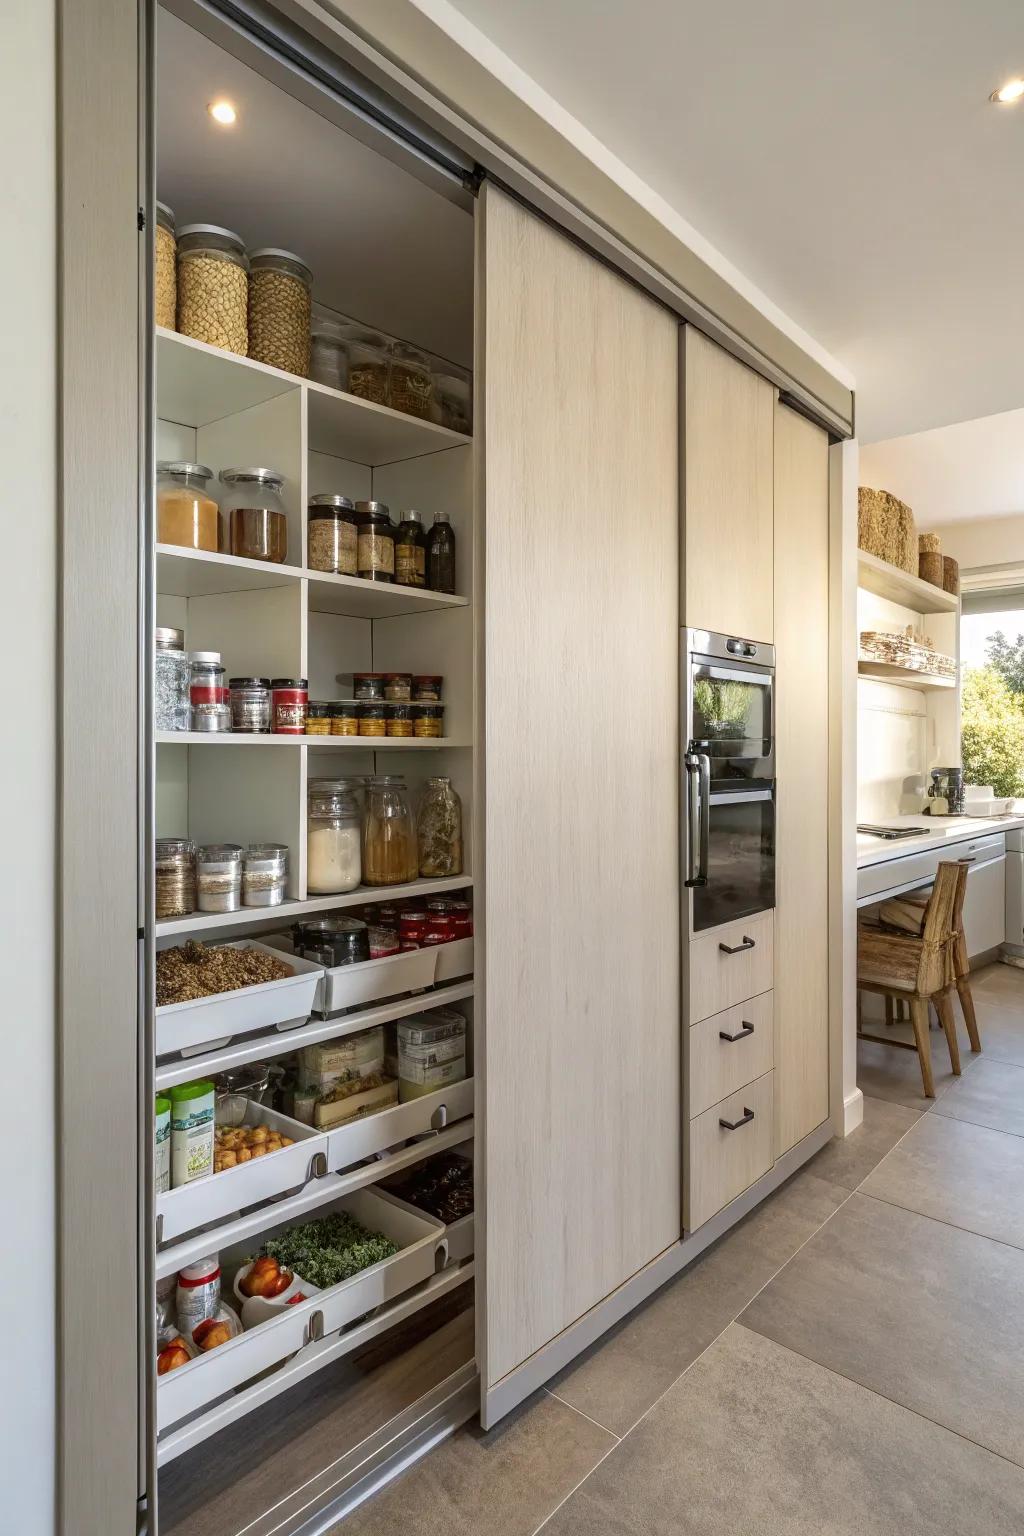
[190,652,230,733]
[399,909,429,950]
[271,678,308,734]
[427,898,473,938]
[421,913,453,947]
[367,925,400,959]
[412,675,443,702]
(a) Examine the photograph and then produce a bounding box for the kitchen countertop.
[857,814,1024,868]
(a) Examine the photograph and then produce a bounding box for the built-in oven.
[683,629,776,934]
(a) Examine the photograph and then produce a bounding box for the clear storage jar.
[243,844,288,908]
[346,332,390,405]
[307,494,359,576]
[155,627,190,732]
[156,837,196,918]
[431,367,472,434]
[307,779,363,895]
[190,652,230,733]
[390,343,432,419]
[177,224,249,355]
[229,677,271,734]
[197,844,243,913]
[417,776,463,878]
[310,331,348,390]
[221,467,289,564]
[248,248,312,377]
[363,775,418,887]
[155,202,177,330]
[157,461,220,552]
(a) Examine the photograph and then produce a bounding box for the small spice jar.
[367,925,400,958]
[390,343,433,418]
[304,702,332,736]
[383,673,413,702]
[353,673,385,702]
[196,844,243,913]
[359,704,387,737]
[428,897,473,938]
[190,652,230,733]
[387,704,414,738]
[413,704,445,738]
[229,677,271,734]
[271,679,308,734]
[394,510,427,588]
[330,702,360,736]
[177,224,248,356]
[307,493,358,576]
[355,501,395,582]
[399,909,429,949]
[292,915,369,966]
[346,331,390,405]
[155,837,196,918]
[247,248,312,376]
[412,675,443,702]
[221,467,289,564]
[155,202,177,330]
[243,844,288,908]
[157,461,220,553]
[155,627,190,732]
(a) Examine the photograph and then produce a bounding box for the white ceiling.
[157,11,474,366]
[859,406,1024,523]
[439,0,1024,442]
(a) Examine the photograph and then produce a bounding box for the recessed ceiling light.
[990,77,1024,104]
[208,100,237,125]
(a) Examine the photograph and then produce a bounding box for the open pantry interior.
[150,9,480,1529]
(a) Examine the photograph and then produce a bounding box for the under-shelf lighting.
[990,78,1024,104]
[208,99,237,125]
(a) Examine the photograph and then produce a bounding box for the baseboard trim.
[842,1086,864,1136]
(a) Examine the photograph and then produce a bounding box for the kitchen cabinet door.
[962,853,1007,959]
[479,184,681,1409]
[772,402,830,1157]
[681,326,775,643]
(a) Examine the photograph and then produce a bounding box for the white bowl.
[233,1259,319,1329]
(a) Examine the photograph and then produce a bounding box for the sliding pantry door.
[478,184,681,1409]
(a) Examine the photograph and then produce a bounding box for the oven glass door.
[691,789,775,934]
[691,660,773,784]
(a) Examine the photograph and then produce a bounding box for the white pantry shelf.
[156,545,304,597]
[156,731,300,746]
[154,874,474,939]
[856,551,959,614]
[307,569,468,619]
[857,660,956,691]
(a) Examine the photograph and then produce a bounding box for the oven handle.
[684,751,710,888]
[709,789,774,806]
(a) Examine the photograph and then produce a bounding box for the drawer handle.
[719,1021,754,1043]
[719,1108,755,1131]
[719,936,755,955]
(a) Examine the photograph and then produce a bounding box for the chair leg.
[935,990,961,1076]
[885,996,895,1028]
[909,998,936,1098]
[956,976,982,1054]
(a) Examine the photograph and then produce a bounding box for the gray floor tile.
[548,1166,846,1435]
[802,1092,920,1190]
[541,1324,1024,1536]
[740,1192,1024,1466]
[932,1056,1024,1137]
[334,1390,614,1536]
[862,1110,1024,1250]
[971,993,1024,1066]
[856,1032,966,1112]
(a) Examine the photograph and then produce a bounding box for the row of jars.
[309,775,463,892]
[156,840,289,918]
[310,313,471,430]
[308,497,456,591]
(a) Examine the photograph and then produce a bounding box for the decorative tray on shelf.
[859,629,956,679]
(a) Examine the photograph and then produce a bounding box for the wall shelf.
[856,551,959,614]
[154,874,474,939]
[307,570,468,619]
[857,660,956,691]
[156,545,303,597]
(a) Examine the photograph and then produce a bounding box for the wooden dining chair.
[857,861,962,1097]
[875,859,981,1054]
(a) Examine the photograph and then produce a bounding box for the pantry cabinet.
[681,326,776,644]
[479,185,682,1395]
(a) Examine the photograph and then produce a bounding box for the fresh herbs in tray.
[260,1211,398,1290]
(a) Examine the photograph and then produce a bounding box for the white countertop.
[857,814,1024,868]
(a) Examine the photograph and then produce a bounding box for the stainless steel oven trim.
[685,627,776,669]
[703,664,772,687]
[710,789,774,806]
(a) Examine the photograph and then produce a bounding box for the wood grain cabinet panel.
[688,911,774,1024]
[681,326,776,643]
[773,402,830,1157]
[685,1071,774,1231]
[480,185,682,1391]
[688,992,774,1117]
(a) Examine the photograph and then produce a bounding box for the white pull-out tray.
[382,1141,475,1267]
[323,1076,474,1167]
[265,933,474,1015]
[156,941,322,1057]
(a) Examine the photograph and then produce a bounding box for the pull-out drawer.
[688,911,774,1024]
[688,992,773,1118]
[685,1071,774,1231]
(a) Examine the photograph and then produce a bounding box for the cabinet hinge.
[138,206,146,232]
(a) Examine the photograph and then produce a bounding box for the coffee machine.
[927,766,965,817]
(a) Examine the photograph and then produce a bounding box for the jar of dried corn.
[248,248,312,376]
[177,224,249,356]
[155,202,177,330]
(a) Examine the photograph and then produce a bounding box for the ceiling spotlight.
[990,78,1024,104]
[208,100,237,125]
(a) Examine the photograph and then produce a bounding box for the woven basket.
[942,556,960,595]
[858,487,916,574]
[918,551,944,587]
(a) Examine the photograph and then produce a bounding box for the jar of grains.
[390,343,432,418]
[155,202,177,330]
[197,844,243,913]
[155,627,190,732]
[413,703,445,738]
[157,461,220,553]
[271,678,308,734]
[304,702,332,735]
[307,494,359,576]
[384,673,412,702]
[229,677,271,733]
[346,332,390,405]
[190,652,230,733]
[307,779,363,894]
[363,776,418,886]
[155,838,196,918]
[220,467,289,564]
[353,673,385,701]
[355,501,395,582]
[177,224,249,355]
[247,248,312,376]
[417,776,463,878]
[243,844,288,907]
[330,702,360,736]
[412,675,443,702]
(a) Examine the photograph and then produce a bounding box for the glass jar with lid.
[390,343,432,419]
[346,331,390,405]
[229,677,271,734]
[307,779,363,894]
[156,837,196,918]
[155,627,190,732]
[363,775,417,887]
[394,510,426,588]
[307,493,359,576]
[155,202,177,331]
[310,331,348,391]
[176,224,249,355]
[157,461,220,553]
[220,467,289,564]
[248,248,312,377]
[243,844,288,908]
[431,367,472,434]
[197,844,243,913]
[190,652,230,733]
[355,500,395,582]
[417,776,463,878]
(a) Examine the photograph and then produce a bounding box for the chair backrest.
[921,861,960,946]
[950,858,970,936]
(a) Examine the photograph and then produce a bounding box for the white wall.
[928,514,1024,572]
[0,2,57,1530]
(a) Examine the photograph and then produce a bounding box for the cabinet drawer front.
[686,1071,774,1231]
[689,992,774,1117]
[688,911,774,1023]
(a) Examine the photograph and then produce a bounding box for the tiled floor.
[339,963,1024,1534]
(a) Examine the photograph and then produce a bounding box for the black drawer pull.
[719,1022,754,1043]
[719,1108,755,1131]
[719,936,755,955]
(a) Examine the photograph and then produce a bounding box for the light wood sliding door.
[773,402,830,1156]
[479,184,681,1401]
